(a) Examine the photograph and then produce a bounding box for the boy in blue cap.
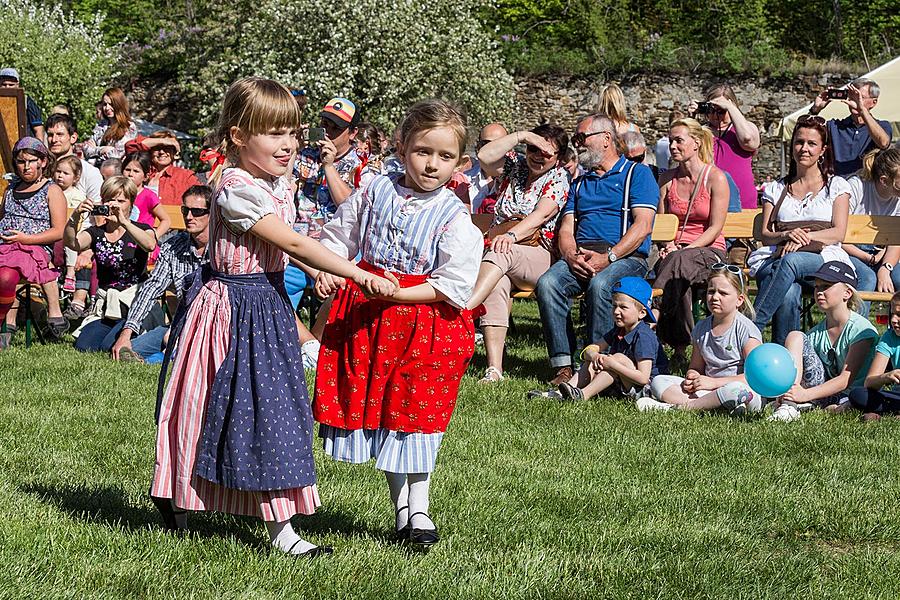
[532,277,668,400]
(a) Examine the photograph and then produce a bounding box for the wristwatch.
[884,262,894,272]
[505,231,518,242]
[607,250,618,263]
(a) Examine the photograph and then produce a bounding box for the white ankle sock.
[384,471,409,530]
[265,519,316,555]
[407,473,434,529]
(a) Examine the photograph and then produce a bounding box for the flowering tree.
[0,0,119,136]
[183,0,514,133]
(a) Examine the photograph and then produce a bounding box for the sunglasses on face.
[571,130,606,148]
[627,152,646,163]
[797,114,826,126]
[526,144,555,159]
[710,262,744,291]
[181,206,210,218]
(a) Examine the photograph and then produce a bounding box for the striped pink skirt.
[150,280,320,521]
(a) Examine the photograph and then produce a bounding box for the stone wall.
[512,72,855,179]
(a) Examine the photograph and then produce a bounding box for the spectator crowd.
[2,66,900,424]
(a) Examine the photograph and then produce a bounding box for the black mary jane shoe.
[394,505,411,542]
[406,512,439,549]
[287,541,334,558]
[149,495,186,533]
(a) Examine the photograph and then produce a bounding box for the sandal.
[479,366,504,384]
[526,388,563,400]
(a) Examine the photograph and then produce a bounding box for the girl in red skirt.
[313,99,483,548]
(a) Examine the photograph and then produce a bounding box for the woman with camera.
[691,84,760,209]
[466,124,571,383]
[64,176,157,352]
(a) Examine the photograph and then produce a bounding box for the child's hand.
[782,384,811,404]
[885,369,900,385]
[354,270,399,299]
[692,375,716,391]
[315,272,346,299]
[593,353,608,371]
[681,369,700,393]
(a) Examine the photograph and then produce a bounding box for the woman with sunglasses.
[467,124,570,383]
[652,118,730,370]
[843,148,900,307]
[64,176,157,353]
[771,261,877,421]
[750,114,852,344]
[690,83,760,209]
[144,131,201,207]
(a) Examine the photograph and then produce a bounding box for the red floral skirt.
[313,262,476,434]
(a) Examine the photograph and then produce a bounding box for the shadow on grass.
[20,482,389,547]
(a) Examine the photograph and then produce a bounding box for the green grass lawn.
[2,300,900,598]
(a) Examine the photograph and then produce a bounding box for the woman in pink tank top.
[693,83,761,209]
[654,118,730,369]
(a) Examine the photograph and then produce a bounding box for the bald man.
[469,123,509,212]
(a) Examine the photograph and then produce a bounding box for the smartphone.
[90,205,110,216]
[827,88,849,100]
[307,127,326,143]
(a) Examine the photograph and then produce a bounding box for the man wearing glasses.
[535,114,660,386]
[811,77,892,176]
[110,185,211,362]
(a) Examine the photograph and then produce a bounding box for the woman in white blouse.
[466,124,571,383]
[751,115,851,343]
[83,87,138,162]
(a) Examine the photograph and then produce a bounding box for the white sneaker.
[767,403,801,422]
[301,339,321,371]
[636,397,674,412]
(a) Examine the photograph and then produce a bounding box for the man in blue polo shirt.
[535,114,659,385]
[810,77,892,176]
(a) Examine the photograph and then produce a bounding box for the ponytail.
[860,147,900,183]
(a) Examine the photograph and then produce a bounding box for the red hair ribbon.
[199,148,226,173]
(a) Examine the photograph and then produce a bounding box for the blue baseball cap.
[611,277,655,322]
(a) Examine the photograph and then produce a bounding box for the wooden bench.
[470,213,679,299]
[714,211,900,304]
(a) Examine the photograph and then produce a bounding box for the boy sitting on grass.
[529,277,667,401]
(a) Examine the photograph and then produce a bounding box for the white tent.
[779,56,900,143]
[778,56,900,175]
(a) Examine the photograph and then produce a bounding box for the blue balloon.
[744,343,797,397]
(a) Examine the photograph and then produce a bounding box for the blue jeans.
[74,318,124,352]
[753,251,822,344]
[132,325,168,358]
[535,257,648,367]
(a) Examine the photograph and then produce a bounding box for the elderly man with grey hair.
[811,77,893,176]
[621,130,659,180]
[533,114,660,385]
